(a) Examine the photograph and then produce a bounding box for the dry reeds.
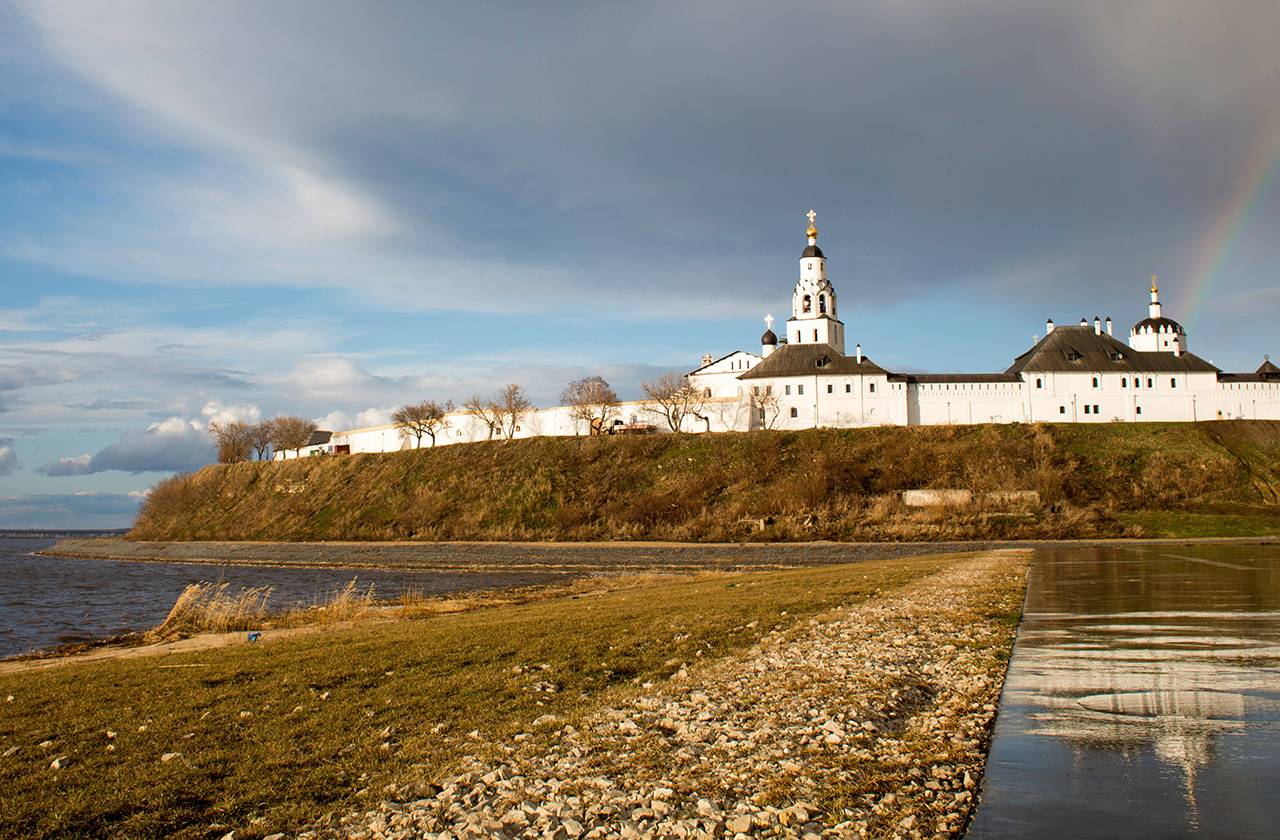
[152,582,273,639]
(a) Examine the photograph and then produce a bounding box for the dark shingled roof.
[1220,358,1280,383]
[1007,326,1219,374]
[307,430,333,446]
[738,342,887,379]
[801,245,825,259]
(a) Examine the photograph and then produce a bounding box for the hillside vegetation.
[131,422,1280,542]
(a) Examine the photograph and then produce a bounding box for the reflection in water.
[966,544,1280,840]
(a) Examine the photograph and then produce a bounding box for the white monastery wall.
[277,214,1279,459]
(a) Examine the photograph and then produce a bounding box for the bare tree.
[751,387,782,430]
[209,421,254,463]
[271,415,319,458]
[464,395,503,440]
[561,375,619,434]
[393,400,454,448]
[250,420,276,461]
[497,383,533,440]
[641,372,709,433]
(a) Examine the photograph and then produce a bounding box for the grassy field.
[0,555,971,839]
[131,422,1280,542]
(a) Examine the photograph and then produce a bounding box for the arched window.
[1092,377,1099,388]
[1035,378,1042,389]
[802,294,812,313]
[818,295,828,315]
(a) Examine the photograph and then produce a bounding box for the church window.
[1136,406,1143,415]
[704,387,712,397]
[1059,406,1066,415]
[1147,378,1154,388]
[827,384,833,394]
[869,383,876,393]
[846,383,852,393]
[813,329,819,341]
[818,295,828,315]
[1094,404,1100,414]
[802,295,812,313]
[1092,377,1099,388]
[1084,405,1091,415]
[765,385,773,395]
[1121,378,1127,388]
[797,384,805,395]
[1035,378,1042,389]
[785,385,792,395]
[1170,378,1177,388]
[790,407,799,418]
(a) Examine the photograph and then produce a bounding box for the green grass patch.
[0,555,961,839]
[1117,509,1280,538]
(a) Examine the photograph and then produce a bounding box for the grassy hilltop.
[130,421,1280,542]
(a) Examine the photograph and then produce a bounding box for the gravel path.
[317,550,1029,839]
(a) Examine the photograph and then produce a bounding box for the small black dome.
[801,244,825,259]
[1132,316,1184,334]
[761,329,778,346]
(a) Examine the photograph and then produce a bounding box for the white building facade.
[286,213,1280,457]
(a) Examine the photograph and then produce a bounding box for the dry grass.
[0,554,969,839]
[150,583,273,639]
[130,422,1280,543]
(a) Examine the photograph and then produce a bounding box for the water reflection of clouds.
[966,545,1280,837]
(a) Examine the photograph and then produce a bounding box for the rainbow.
[1183,119,1280,328]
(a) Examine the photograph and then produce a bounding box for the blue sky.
[1,1,1278,528]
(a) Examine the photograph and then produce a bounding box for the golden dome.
[806,224,818,238]
[805,209,818,239]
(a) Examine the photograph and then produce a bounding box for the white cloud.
[315,406,394,432]
[0,437,17,474]
[37,416,214,476]
[35,453,90,476]
[201,399,262,428]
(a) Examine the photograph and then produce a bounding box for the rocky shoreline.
[318,550,1029,839]
[43,536,1274,574]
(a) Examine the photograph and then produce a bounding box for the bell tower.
[787,210,845,353]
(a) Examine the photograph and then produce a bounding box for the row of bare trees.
[390,373,729,446]
[392,384,535,447]
[209,416,318,464]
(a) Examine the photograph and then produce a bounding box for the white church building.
[287,213,1280,457]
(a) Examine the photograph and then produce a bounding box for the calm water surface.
[967,543,1280,839]
[0,538,567,659]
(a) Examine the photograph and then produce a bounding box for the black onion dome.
[1131,316,1184,334]
[801,244,825,258]
[761,328,778,346]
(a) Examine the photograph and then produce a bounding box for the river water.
[967,543,1280,839]
[0,537,567,659]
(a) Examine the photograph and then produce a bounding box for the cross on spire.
[806,209,816,227]
[764,313,775,331]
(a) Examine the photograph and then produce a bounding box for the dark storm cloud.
[19,1,1280,318]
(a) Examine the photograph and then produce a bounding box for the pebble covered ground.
[317,550,1029,839]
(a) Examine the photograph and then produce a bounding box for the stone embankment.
[321,551,1028,839]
